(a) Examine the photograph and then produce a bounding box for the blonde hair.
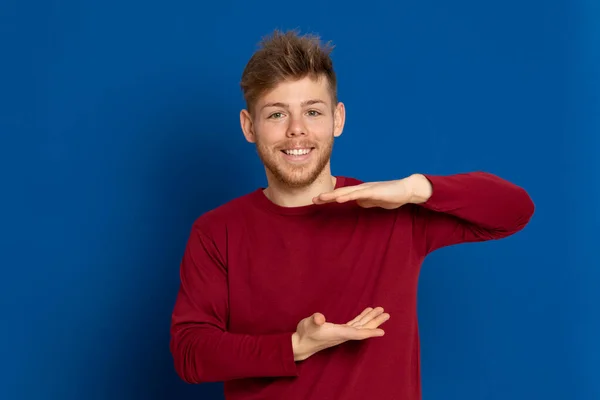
[240,29,338,113]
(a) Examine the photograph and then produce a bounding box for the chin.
[256,144,332,189]
[273,166,322,188]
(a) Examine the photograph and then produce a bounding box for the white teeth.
[284,149,311,156]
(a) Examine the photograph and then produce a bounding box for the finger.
[314,188,371,205]
[352,307,384,327]
[334,188,376,204]
[313,190,360,204]
[313,185,369,204]
[346,307,373,325]
[359,312,390,329]
[312,313,326,326]
[350,307,382,327]
[322,184,369,198]
[341,326,386,340]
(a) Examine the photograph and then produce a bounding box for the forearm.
[170,325,298,383]
[410,172,535,249]
[172,226,299,384]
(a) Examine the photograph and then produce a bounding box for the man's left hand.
[313,174,433,209]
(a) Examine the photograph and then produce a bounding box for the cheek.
[307,119,334,136]
[255,123,284,143]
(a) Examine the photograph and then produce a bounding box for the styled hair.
[240,29,337,114]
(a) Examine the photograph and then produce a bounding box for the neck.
[263,167,336,208]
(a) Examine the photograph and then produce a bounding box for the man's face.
[240,75,345,188]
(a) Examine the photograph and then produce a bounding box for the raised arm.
[411,171,535,254]
[169,223,298,383]
[313,171,534,255]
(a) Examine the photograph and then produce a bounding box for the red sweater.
[170,172,534,400]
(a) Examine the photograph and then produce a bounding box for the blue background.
[1,0,598,399]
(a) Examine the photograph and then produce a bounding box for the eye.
[307,110,322,117]
[268,112,284,119]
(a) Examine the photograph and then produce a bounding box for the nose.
[286,114,306,137]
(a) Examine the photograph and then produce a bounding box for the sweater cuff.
[418,174,453,212]
[275,332,299,376]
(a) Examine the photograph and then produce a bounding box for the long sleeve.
[169,223,299,383]
[412,171,535,255]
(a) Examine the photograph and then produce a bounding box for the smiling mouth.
[281,148,314,156]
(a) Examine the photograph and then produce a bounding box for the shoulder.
[190,190,258,237]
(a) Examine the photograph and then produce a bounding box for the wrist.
[407,174,433,204]
[291,332,310,362]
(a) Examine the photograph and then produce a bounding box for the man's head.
[239,30,345,189]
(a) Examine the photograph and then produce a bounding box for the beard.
[255,134,334,189]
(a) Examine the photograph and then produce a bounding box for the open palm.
[313,180,412,209]
[293,307,390,361]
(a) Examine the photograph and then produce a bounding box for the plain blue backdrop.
[1,0,598,399]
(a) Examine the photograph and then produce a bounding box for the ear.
[240,109,256,143]
[333,101,346,137]
[333,101,346,138]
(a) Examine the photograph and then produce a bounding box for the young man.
[169,30,535,399]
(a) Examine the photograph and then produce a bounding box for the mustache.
[276,141,317,150]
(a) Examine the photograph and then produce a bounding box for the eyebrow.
[261,99,327,111]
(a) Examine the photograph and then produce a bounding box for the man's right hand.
[291,307,390,361]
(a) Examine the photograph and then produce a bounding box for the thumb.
[312,313,326,326]
[356,199,377,208]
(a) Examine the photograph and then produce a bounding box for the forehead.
[258,76,332,106]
